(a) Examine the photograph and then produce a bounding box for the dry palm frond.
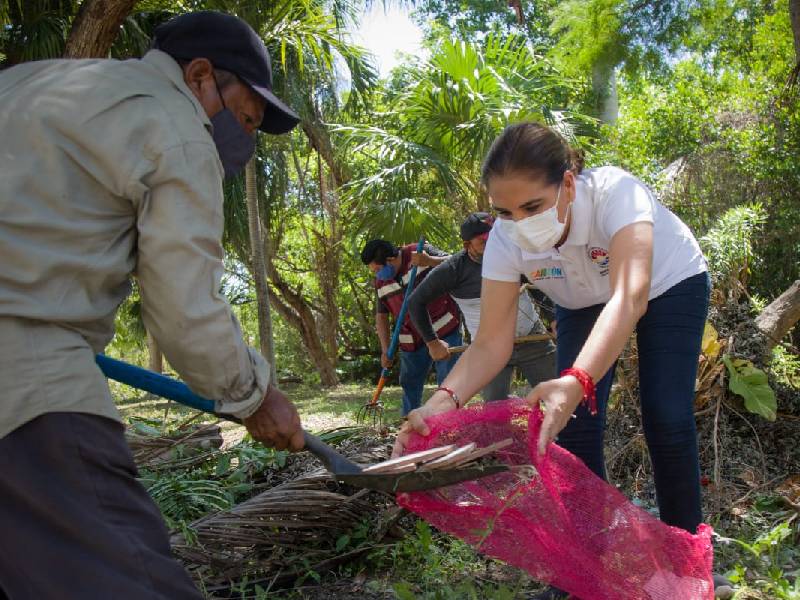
[171,474,393,587]
[126,423,223,470]
[170,432,399,589]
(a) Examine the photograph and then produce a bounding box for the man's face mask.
[211,76,256,179]
[376,263,396,279]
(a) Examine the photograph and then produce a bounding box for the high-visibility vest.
[374,244,460,351]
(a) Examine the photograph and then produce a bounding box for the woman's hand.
[527,375,584,457]
[391,391,457,457]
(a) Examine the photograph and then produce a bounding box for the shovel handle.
[95,356,366,472]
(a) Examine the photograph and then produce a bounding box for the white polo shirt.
[482,166,707,310]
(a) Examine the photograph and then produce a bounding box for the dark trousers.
[398,328,463,415]
[554,272,710,533]
[0,413,202,599]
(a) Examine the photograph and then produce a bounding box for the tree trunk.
[246,157,279,384]
[591,64,618,125]
[508,0,524,24]
[146,329,163,374]
[755,279,800,351]
[316,153,340,365]
[265,256,339,386]
[790,0,800,65]
[302,118,350,188]
[63,0,137,58]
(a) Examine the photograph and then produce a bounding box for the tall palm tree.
[334,32,590,244]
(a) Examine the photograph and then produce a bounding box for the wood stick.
[448,333,553,354]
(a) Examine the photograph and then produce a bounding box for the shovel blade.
[333,464,508,493]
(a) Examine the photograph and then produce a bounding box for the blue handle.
[382,236,425,376]
[95,354,218,415]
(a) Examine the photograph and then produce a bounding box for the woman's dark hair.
[480,122,584,187]
[360,239,398,265]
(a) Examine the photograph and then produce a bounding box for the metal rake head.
[356,401,384,428]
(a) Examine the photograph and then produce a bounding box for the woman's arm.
[392,278,519,456]
[533,221,654,455]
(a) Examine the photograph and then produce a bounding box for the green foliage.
[138,432,290,530]
[412,0,558,47]
[715,501,800,599]
[592,1,800,299]
[769,345,800,390]
[336,32,590,245]
[723,354,778,421]
[372,520,525,599]
[699,204,768,301]
[142,471,234,525]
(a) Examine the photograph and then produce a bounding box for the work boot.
[713,573,734,599]
[529,586,570,600]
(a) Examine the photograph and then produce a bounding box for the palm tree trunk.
[246,157,278,383]
[146,329,163,374]
[63,0,137,58]
[591,64,618,125]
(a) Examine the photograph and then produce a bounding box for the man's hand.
[426,338,450,361]
[243,384,304,452]
[381,351,393,369]
[527,375,583,457]
[410,250,434,267]
[391,390,458,458]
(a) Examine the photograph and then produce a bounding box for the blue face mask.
[211,76,256,179]
[211,109,256,179]
[376,264,396,279]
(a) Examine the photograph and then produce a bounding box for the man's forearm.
[407,293,438,343]
[375,312,391,352]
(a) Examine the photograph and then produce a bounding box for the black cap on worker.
[360,240,398,265]
[152,11,300,134]
[460,212,494,241]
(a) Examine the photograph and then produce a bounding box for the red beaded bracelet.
[436,386,460,409]
[561,367,597,415]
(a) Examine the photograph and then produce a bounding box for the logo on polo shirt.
[530,266,564,281]
[589,247,609,276]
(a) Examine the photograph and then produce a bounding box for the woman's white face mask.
[495,184,569,253]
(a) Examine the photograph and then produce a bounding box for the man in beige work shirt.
[0,11,303,599]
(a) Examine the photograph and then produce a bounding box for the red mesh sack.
[398,399,714,600]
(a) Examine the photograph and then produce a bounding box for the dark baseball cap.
[152,11,300,134]
[460,212,494,241]
[360,239,397,265]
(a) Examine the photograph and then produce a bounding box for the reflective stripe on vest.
[377,281,402,298]
[401,265,428,285]
[398,334,414,344]
[432,312,455,331]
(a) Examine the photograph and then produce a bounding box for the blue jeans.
[554,272,710,533]
[399,328,463,415]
